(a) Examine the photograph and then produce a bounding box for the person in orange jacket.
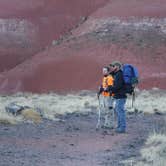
[97,66,115,129]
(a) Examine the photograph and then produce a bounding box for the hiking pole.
[96,94,102,130]
[131,89,135,108]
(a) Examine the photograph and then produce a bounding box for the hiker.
[108,61,127,133]
[97,66,115,129]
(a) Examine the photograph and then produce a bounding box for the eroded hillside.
[0,0,165,93]
[0,0,108,71]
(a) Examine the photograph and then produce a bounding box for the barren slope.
[0,0,165,93]
[0,0,108,71]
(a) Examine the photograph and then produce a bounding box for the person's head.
[109,61,122,72]
[102,66,110,76]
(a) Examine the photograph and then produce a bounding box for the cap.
[109,61,122,68]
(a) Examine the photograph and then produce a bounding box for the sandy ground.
[0,110,164,166]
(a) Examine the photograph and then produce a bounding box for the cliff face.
[0,0,165,93]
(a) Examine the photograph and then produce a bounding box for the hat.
[109,61,122,68]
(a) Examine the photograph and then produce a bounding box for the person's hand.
[98,86,104,93]
[103,87,109,92]
[98,85,103,91]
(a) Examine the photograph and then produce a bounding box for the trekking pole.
[131,89,135,108]
[96,94,102,130]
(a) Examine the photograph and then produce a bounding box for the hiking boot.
[115,128,126,133]
[102,125,114,129]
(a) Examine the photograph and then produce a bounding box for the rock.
[5,103,25,116]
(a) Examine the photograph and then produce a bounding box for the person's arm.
[97,85,104,98]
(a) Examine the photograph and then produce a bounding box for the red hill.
[0,0,165,93]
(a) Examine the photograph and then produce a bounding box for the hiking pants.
[114,98,126,131]
[100,96,115,128]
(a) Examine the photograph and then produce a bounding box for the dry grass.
[126,88,166,114]
[0,111,22,125]
[123,132,166,166]
[0,89,165,124]
[21,109,42,124]
[0,91,98,124]
[138,133,166,166]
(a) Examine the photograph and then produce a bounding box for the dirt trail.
[0,111,164,166]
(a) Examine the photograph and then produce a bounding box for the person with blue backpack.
[106,61,139,133]
[108,61,127,133]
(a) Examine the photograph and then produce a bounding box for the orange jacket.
[102,75,114,97]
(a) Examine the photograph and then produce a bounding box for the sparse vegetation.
[123,132,166,166]
[0,89,165,124]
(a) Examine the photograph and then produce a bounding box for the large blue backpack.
[122,64,139,94]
